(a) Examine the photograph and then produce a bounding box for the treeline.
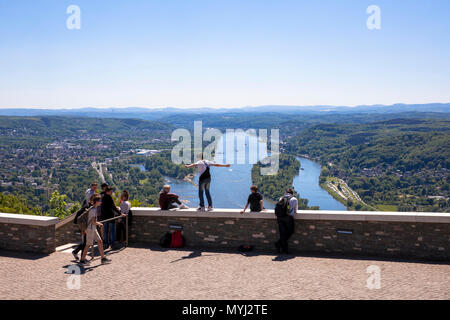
[0,192,42,215]
[143,152,194,179]
[0,116,172,138]
[288,119,450,212]
[106,152,194,206]
[251,154,319,210]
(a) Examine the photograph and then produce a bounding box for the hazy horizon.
[1,102,450,111]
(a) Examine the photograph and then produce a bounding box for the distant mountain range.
[1,103,449,120]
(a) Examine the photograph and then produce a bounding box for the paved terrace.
[1,209,450,299]
[0,245,449,300]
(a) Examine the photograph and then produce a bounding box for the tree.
[49,190,69,219]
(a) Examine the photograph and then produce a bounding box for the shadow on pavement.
[126,244,450,266]
[0,249,50,261]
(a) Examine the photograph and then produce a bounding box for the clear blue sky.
[0,0,449,109]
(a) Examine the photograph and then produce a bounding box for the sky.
[0,0,449,109]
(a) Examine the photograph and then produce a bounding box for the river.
[152,131,346,210]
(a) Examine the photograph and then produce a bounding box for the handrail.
[99,214,129,247]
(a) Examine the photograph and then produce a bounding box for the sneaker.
[79,259,90,265]
[196,206,205,211]
[207,206,213,211]
[72,251,79,261]
[179,204,189,209]
[101,257,111,264]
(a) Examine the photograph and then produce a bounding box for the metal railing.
[85,214,129,260]
[99,214,129,247]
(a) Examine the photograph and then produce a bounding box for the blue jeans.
[103,221,116,247]
[198,178,212,207]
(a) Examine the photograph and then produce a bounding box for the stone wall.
[3,208,450,260]
[130,208,450,261]
[0,213,59,254]
[54,213,82,247]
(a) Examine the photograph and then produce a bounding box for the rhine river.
[156,131,346,210]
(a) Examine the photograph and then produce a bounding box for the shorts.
[86,227,102,246]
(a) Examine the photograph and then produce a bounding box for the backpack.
[160,232,172,248]
[170,230,184,248]
[274,195,291,218]
[75,206,91,232]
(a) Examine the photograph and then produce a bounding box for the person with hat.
[101,186,121,250]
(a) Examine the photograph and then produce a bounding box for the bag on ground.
[170,230,184,248]
[160,232,172,248]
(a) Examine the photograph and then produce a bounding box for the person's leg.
[198,180,205,207]
[98,239,105,259]
[116,221,123,242]
[74,233,86,254]
[278,218,289,253]
[287,216,295,238]
[120,221,126,242]
[110,222,116,247]
[169,196,182,206]
[275,219,283,251]
[204,178,212,207]
[72,235,84,255]
[103,222,110,248]
[81,232,93,261]
[285,216,295,253]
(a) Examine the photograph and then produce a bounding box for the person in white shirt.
[84,182,98,207]
[289,193,298,216]
[184,153,231,211]
[117,190,131,244]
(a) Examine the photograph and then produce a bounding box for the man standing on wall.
[184,153,231,211]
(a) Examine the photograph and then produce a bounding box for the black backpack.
[160,232,172,248]
[274,195,291,218]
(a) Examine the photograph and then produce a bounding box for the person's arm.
[167,193,179,198]
[211,163,231,168]
[184,163,197,168]
[260,199,265,211]
[113,204,121,216]
[240,203,249,214]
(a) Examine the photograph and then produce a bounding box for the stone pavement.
[0,245,449,300]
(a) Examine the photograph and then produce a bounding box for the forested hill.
[251,154,319,210]
[0,116,173,137]
[285,118,449,212]
[286,119,449,172]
